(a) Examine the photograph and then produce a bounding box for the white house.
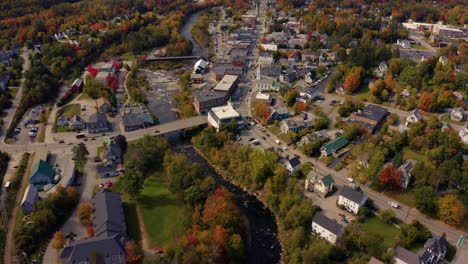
[285,156,301,174]
[399,160,417,189]
[20,184,39,215]
[397,39,411,49]
[459,126,468,144]
[311,213,344,244]
[207,105,243,132]
[451,107,465,122]
[405,109,422,127]
[337,186,367,214]
[305,171,335,197]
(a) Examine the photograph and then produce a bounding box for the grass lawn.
[9,87,18,98]
[137,174,191,247]
[356,86,371,100]
[402,147,427,163]
[384,190,416,208]
[60,103,81,117]
[37,127,45,143]
[359,216,400,249]
[55,125,70,133]
[267,126,290,143]
[441,114,465,126]
[96,145,105,159]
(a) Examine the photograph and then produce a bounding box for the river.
[172,144,281,264]
[180,11,204,57]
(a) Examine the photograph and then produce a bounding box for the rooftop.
[214,75,238,92]
[193,89,227,103]
[339,186,367,204]
[210,105,240,120]
[313,213,344,235]
[29,160,54,179]
[395,246,420,264]
[353,105,388,123]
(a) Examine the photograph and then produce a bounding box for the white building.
[405,109,422,127]
[397,39,411,49]
[459,126,468,144]
[337,186,367,214]
[284,156,301,174]
[451,107,465,122]
[260,44,278,51]
[256,78,276,92]
[311,213,344,244]
[258,52,274,65]
[194,59,209,73]
[207,105,243,132]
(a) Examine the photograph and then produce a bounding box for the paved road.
[0,48,31,139]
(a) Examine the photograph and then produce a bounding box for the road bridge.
[144,55,200,61]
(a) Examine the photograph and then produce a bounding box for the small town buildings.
[337,186,367,214]
[348,105,388,134]
[194,59,209,73]
[302,52,318,62]
[258,52,274,65]
[305,171,335,197]
[122,112,155,132]
[88,112,112,134]
[255,93,273,105]
[256,78,276,92]
[399,160,417,189]
[406,109,423,127]
[420,236,447,264]
[29,160,55,190]
[451,107,465,122]
[299,130,329,146]
[207,105,243,131]
[395,246,420,264]
[259,64,282,79]
[96,97,112,113]
[285,156,301,173]
[320,137,348,157]
[56,115,86,130]
[193,90,230,115]
[60,190,127,264]
[260,43,278,51]
[311,213,344,244]
[378,61,388,75]
[397,39,411,49]
[280,116,314,134]
[20,184,39,215]
[213,64,243,81]
[213,75,239,96]
[288,51,300,62]
[190,73,204,84]
[459,126,468,144]
[270,107,290,121]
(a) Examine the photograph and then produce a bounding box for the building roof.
[312,213,344,236]
[288,156,301,168]
[72,78,83,87]
[354,105,388,123]
[321,174,335,187]
[256,93,271,101]
[395,246,420,264]
[96,97,111,108]
[92,190,126,238]
[257,78,274,85]
[260,64,282,77]
[104,143,122,163]
[88,112,109,126]
[29,160,54,180]
[194,59,208,69]
[193,90,227,103]
[409,109,422,120]
[323,137,348,155]
[21,184,39,206]
[210,105,240,120]
[122,112,154,127]
[339,186,367,204]
[368,257,385,264]
[420,236,447,263]
[214,75,238,92]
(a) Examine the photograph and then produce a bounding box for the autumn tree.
[437,194,464,226]
[87,64,98,77]
[86,223,94,237]
[343,67,363,93]
[252,101,271,125]
[126,240,143,264]
[51,231,66,263]
[418,91,437,112]
[378,164,402,191]
[78,202,93,225]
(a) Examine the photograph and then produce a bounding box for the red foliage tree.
[418,91,436,112]
[113,61,121,71]
[86,223,94,237]
[378,164,402,191]
[111,75,119,91]
[87,64,98,77]
[260,37,268,44]
[213,225,228,248]
[125,241,143,264]
[297,102,309,112]
[343,72,361,93]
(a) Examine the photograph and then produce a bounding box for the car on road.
[347,177,355,183]
[341,218,349,224]
[67,142,73,145]
[388,201,399,209]
[252,139,260,145]
[155,130,160,133]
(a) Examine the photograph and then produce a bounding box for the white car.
[346,177,355,183]
[388,201,399,209]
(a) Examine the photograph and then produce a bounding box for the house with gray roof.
[98,143,123,178]
[122,112,155,132]
[337,186,367,214]
[419,236,447,264]
[280,116,314,134]
[20,184,39,215]
[311,213,344,244]
[399,159,417,189]
[60,190,127,264]
[451,107,465,122]
[88,112,112,134]
[285,156,301,173]
[406,109,423,127]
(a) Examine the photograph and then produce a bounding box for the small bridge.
[145,55,200,61]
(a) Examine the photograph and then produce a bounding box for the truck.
[388,201,399,209]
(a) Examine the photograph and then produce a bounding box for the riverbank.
[192,145,283,264]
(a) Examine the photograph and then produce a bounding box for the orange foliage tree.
[378,164,402,191]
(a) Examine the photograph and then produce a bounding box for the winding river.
[180,11,204,57]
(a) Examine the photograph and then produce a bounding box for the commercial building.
[213,75,239,96]
[193,90,230,115]
[207,104,243,131]
[347,105,388,134]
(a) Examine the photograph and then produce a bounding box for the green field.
[137,174,191,247]
[384,190,416,208]
[60,103,81,117]
[268,126,291,143]
[402,147,427,163]
[441,114,465,126]
[359,216,400,249]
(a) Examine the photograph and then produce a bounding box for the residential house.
[259,64,282,79]
[311,213,344,244]
[280,68,297,83]
[399,159,417,189]
[71,78,84,92]
[299,88,315,99]
[451,107,465,122]
[68,115,86,130]
[190,73,204,84]
[320,137,348,157]
[280,116,314,134]
[299,130,329,146]
[460,126,468,144]
[207,105,243,131]
[302,52,318,62]
[87,112,112,134]
[406,109,423,127]
[378,61,388,75]
[285,156,301,173]
[258,52,274,65]
[20,184,39,215]
[337,186,367,214]
[288,51,300,63]
[395,246,421,264]
[0,73,10,91]
[97,143,123,178]
[348,105,388,134]
[60,190,127,264]
[122,112,155,132]
[401,89,411,98]
[96,97,112,113]
[270,107,291,121]
[29,160,55,190]
[305,171,335,197]
[419,236,447,264]
[438,56,448,66]
[453,91,464,101]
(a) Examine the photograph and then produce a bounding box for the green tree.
[121,168,144,198]
[380,209,396,224]
[414,186,437,216]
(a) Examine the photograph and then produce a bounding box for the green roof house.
[321,137,348,157]
[29,160,55,190]
[305,171,335,197]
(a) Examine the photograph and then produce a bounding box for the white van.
[388,201,399,209]
[4,181,11,189]
[346,177,355,183]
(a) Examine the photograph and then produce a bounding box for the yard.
[267,125,291,144]
[359,216,400,250]
[402,147,427,163]
[384,190,416,208]
[441,114,465,126]
[59,103,81,117]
